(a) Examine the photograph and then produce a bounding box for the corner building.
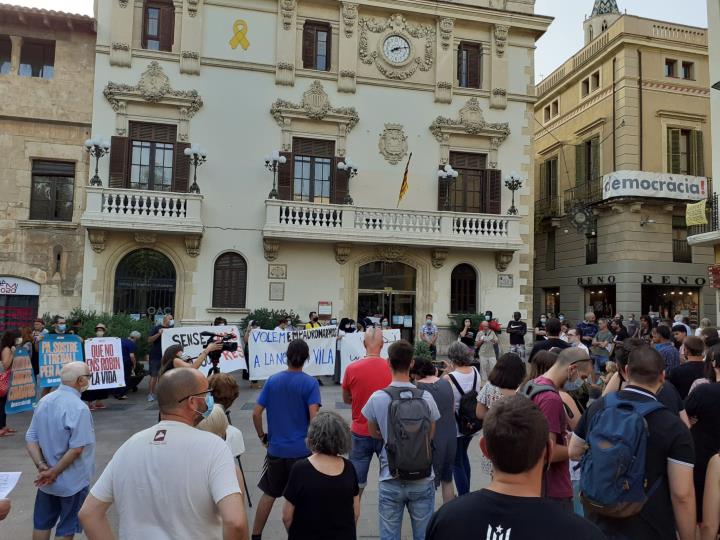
[533,0,715,325]
[81,0,550,348]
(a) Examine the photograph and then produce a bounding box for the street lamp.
[505,171,523,216]
[84,136,110,187]
[337,157,358,205]
[264,150,287,200]
[438,164,459,211]
[184,144,207,194]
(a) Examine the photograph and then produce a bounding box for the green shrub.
[240,308,301,331]
[414,340,433,360]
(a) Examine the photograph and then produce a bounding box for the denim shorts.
[350,432,384,488]
[33,486,89,537]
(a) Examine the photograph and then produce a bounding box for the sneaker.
[147,394,155,402]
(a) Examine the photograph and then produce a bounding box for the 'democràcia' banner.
[339,329,401,382]
[161,326,247,375]
[248,326,338,380]
[39,334,83,388]
[85,337,125,390]
[6,347,36,414]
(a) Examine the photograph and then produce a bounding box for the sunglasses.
[177,390,211,404]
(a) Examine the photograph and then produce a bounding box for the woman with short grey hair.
[282,412,360,539]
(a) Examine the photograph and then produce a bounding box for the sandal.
[0,428,14,437]
[94,402,107,409]
[5,427,16,434]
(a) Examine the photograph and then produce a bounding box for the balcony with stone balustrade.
[262,199,523,262]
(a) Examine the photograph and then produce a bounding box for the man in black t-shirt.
[528,318,570,361]
[667,336,705,399]
[146,313,174,402]
[426,395,604,540]
[507,312,528,361]
[569,346,696,540]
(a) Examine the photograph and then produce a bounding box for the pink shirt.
[342,356,392,437]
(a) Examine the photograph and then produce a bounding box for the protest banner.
[5,347,36,414]
[248,326,338,380]
[161,326,247,375]
[339,329,401,381]
[39,334,83,388]
[84,337,125,390]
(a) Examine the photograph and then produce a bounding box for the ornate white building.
[81,0,550,346]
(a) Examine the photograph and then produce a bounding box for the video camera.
[199,331,239,376]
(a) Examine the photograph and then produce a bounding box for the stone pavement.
[0,375,490,539]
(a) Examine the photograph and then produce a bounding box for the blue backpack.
[579,393,665,518]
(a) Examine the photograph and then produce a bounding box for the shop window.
[545,230,556,271]
[450,264,477,314]
[29,160,75,221]
[19,40,54,79]
[668,128,704,176]
[544,288,560,317]
[0,35,11,74]
[642,285,699,325]
[446,152,501,214]
[143,1,174,51]
[682,62,695,80]
[457,42,482,89]
[586,286,616,320]
[302,21,331,71]
[212,253,247,308]
[665,58,677,78]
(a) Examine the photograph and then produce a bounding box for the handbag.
[0,369,10,398]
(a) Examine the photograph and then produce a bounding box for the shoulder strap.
[472,369,478,391]
[447,373,465,396]
[603,392,666,417]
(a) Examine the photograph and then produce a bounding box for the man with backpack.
[362,340,440,540]
[569,346,696,540]
[521,348,593,511]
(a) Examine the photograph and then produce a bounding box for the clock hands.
[390,45,409,53]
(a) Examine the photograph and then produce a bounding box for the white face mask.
[167,319,175,327]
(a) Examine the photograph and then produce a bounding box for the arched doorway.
[357,261,417,341]
[113,249,176,321]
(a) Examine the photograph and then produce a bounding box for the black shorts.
[258,454,304,498]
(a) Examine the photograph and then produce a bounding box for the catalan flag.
[686,199,708,227]
[397,153,412,208]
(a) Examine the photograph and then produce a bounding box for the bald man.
[79,369,248,540]
[342,326,392,496]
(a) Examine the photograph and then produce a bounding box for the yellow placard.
[686,199,708,227]
[229,19,250,51]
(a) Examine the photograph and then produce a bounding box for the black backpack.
[448,370,483,436]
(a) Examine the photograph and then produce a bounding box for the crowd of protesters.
[2,307,720,540]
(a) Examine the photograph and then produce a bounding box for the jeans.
[509,344,526,362]
[453,435,473,496]
[572,479,584,517]
[592,354,609,373]
[350,433,384,488]
[378,479,435,540]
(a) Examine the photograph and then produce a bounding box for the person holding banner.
[1,329,19,437]
[83,325,111,411]
[160,342,224,375]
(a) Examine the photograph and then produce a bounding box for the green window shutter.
[668,128,681,173]
[575,143,587,187]
[692,130,705,177]
[539,161,548,201]
[591,137,600,183]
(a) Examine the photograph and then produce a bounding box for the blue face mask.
[194,394,214,419]
[57,324,67,332]
[564,379,583,392]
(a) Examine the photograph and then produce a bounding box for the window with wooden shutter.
[590,136,600,182]
[277,152,293,200]
[457,42,481,89]
[332,157,350,204]
[447,152,489,213]
[173,142,190,193]
[30,161,75,221]
[292,138,335,203]
[485,169,502,214]
[575,142,588,187]
[143,1,174,52]
[109,136,129,188]
[450,264,477,313]
[302,21,331,71]
[212,253,247,308]
[128,122,179,192]
[667,128,681,174]
[690,130,704,176]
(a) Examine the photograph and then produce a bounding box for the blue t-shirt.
[257,370,322,458]
[120,338,137,366]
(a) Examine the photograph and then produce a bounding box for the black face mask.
[312,317,319,323]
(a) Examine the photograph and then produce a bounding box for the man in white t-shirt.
[79,368,248,540]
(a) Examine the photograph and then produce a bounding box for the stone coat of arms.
[379,124,408,165]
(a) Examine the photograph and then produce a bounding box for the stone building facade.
[81,0,550,349]
[533,0,714,326]
[0,6,95,330]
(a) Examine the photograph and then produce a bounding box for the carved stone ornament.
[359,13,435,81]
[270,81,359,131]
[182,51,200,60]
[134,233,157,244]
[185,235,202,257]
[118,0,128,7]
[495,25,509,57]
[111,42,130,51]
[187,0,199,17]
[376,245,406,263]
[378,124,408,165]
[439,18,454,50]
[492,88,507,96]
[335,243,352,265]
[494,251,514,272]
[87,230,106,254]
[104,61,204,117]
[342,3,358,38]
[431,248,448,269]
[429,98,511,142]
[263,238,281,262]
[280,0,296,31]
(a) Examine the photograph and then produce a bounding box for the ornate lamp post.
[84,136,110,187]
[184,144,207,194]
[264,150,287,199]
[438,164,459,211]
[337,157,358,205]
[505,171,523,216]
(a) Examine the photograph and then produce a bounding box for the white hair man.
[26,361,96,540]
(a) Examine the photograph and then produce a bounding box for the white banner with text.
[602,171,708,201]
[339,329,401,382]
[161,326,247,374]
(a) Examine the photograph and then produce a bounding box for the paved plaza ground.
[0,374,491,539]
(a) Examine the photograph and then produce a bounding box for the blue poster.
[39,334,83,388]
[5,347,36,414]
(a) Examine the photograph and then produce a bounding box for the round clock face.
[383,35,411,64]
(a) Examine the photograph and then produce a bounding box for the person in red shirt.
[342,327,392,497]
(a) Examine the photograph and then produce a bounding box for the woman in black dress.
[283,411,359,540]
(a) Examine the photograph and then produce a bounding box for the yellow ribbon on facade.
[686,199,708,227]
[229,19,250,50]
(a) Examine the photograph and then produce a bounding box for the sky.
[7,0,710,83]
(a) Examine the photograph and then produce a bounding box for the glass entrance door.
[357,291,416,342]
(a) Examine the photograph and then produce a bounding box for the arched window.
[589,25,594,41]
[212,253,247,308]
[601,20,608,32]
[451,264,477,314]
[114,249,176,318]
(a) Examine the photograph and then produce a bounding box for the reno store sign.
[0,277,40,296]
[603,171,707,202]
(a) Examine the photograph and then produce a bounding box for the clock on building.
[382,35,411,64]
